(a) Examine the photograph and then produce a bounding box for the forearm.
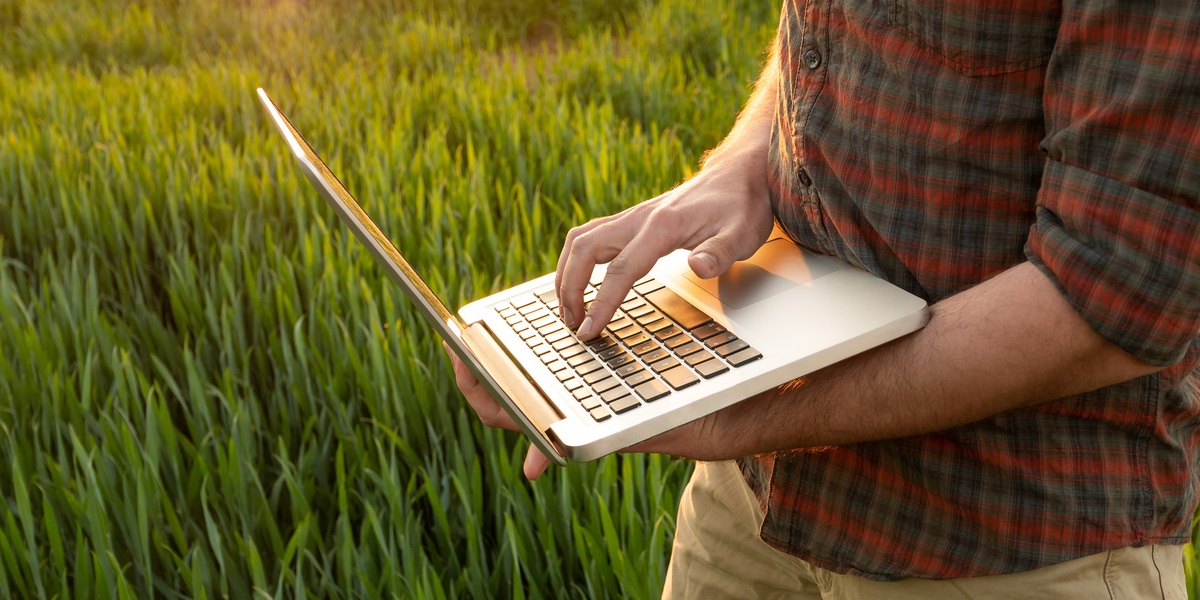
[646,262,1164,459]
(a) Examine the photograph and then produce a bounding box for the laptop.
[257,88,929,465]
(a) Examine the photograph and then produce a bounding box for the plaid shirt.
[745,0,1200,581]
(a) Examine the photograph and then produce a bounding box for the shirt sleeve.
[1025,0,1200,367]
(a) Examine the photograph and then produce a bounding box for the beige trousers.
[663,461,1187,600]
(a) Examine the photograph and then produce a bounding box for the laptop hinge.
[460,321,568,465]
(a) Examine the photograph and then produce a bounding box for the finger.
[686,224,765,279]
[556,218,640,335]
[554,213,620,297]
[445,342,520,431]
[555,199,663,329]
[523,445,553,480]
[577,224,681,339]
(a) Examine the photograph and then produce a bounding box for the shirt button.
[798,168,813,187]
[804,49,822,69]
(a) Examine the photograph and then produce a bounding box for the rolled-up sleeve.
[1025,1,1200,366]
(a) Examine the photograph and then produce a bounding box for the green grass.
[0,0,780,597]
[3,1,1198,598]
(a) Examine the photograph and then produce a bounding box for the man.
[450,0,1200,597]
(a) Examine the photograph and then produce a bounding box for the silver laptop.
[258,89,929,465]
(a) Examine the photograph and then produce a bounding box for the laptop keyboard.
[495,275,762,422]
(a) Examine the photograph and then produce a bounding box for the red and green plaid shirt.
[747,0,1200,580]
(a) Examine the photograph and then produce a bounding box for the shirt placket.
[791,0,832,251]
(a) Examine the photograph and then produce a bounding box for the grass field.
[2,0,1198,598]
[0,0,781,597]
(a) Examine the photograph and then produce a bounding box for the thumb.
[523,445,553,480]
[688,235,746,279]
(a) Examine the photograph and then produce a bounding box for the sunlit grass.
[4,0,1196,597]
[0,0,781,597]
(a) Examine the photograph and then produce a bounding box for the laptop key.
[691,322,727,340]
[530,343,553,356]
[587,334,618,351]
[622,332,651,347]
[684,349,716,366]
[598,345,627,361]
[556,370,575,382]
[646,318,673,334]
[536,287,557,303]
[727,347,764,367]
[551,337,578,351]
[634,379,670,402]
[564,378,585,391]
[559,344,586,360]
[630,339,659,356]
[530,315,557,330]
[674,341,704,357]
[650,356,681,373]
[573,388,593,401]
[608,395,641,414]
[505,314,524,326]
[615,362,644,378]
[537,321,564,335]
[620,297,646,311]
[633,279,665,295]
[626,304,655,320]
[511,294,537,309]
[613,325,641,340]
[703,331,739,348]
[566,352,593,367]
[592,377,621,394]
[606,353,636,369]
[714,339,749,357]
[644,287,711,330]
[663,334,691,350]
[583,369,610,384]
[544,329,570,344]
[606,316,635,332]
[661,366,700,390]
[634,310,664,327]
[547,360,568,373]
[653,324,682,341]
[589,407,611,422]
[601,386,631,404]
[625,370,655,387]
[519,328,539,341]
[694,358,729,379]
[641,347,670,364]
[574,359,604,376]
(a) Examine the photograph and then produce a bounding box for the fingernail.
[562,305,575,329]
[693,251,717,273]
[578,315,595,338]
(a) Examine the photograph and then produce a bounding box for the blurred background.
[5,1,1198,598]
[0,0,780,597]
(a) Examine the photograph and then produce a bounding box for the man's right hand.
[554,158,774,340]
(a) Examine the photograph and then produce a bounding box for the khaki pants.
[663,461,1187,600]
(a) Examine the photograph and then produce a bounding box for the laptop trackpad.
[682,239,839,309]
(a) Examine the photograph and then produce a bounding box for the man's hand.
[449,42,781,477]
[555,160,774,340]
[445,342,555,479]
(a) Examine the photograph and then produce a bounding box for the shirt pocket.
[890,0,1059,75]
